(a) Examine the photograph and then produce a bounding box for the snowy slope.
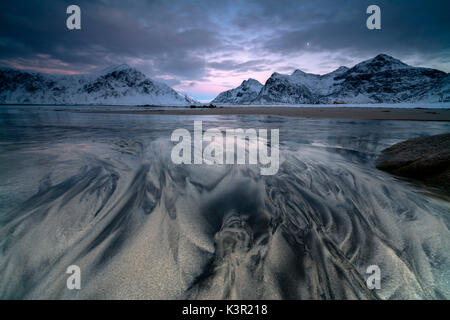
[411,74,450,103]
[212,78,263,104]
[324,54,448,103]
[0,64,197,105]
[213,54,449,104]
[256,66,349,104]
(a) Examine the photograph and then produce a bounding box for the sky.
[0,0,449,101]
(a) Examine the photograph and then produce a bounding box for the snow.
[212,78,263,104]
[212,54,449,105]
[0,65,198,105]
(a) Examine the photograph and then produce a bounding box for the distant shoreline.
[71,106,450,121]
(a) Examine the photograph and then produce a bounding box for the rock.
[376,133,450,193]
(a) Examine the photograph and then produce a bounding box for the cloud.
[0,0,449,100]
[257,0,450,67]
[208,59,271,72]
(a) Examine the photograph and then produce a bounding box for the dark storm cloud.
[0,0,223,78]
[0,0,449,99]
[253,0,450,67]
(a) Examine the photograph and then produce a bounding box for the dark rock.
[376,133,450,193]
[190,104,216,109]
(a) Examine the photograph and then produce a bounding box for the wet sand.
[75,107,450,121]
[1,107,450,299]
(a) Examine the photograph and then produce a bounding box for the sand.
[75,106,450,121]
[1,107,450,299]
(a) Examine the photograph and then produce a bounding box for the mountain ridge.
[213,54,449,104]
[0,65,197,105]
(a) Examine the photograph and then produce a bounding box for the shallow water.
[0,107,449,299]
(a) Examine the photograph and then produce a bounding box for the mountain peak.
[325,66,349,77]
[245,78,261,83]
[351,54,409,73]
[292,69,307,76]
[372,54,408,66]
[374,53,396,60]
[99,64,134,75]
[241,78,262,87]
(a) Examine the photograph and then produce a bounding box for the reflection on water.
[0,107,449,299]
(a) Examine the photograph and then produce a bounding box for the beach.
[0,105,449,299]
[74,106,450,121]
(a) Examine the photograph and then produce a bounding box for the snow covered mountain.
[256,66,349,104]
[213,54,449,104]
[323,54,449,103]
[0,64,197,105]
[212,78,263,104]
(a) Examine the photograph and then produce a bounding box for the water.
[0,106,449,299]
